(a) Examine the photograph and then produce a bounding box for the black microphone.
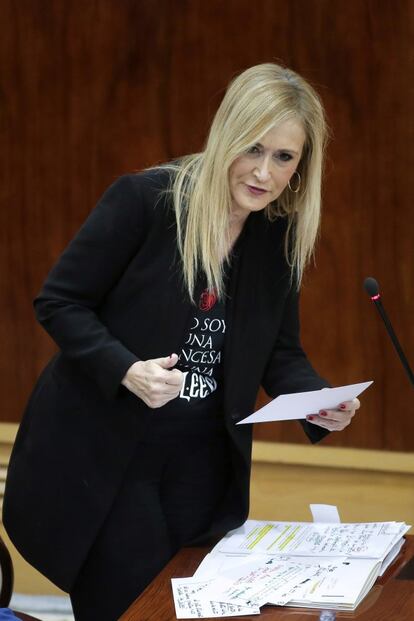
[364,277,414,388]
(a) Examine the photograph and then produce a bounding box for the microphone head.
[364,277,380,299]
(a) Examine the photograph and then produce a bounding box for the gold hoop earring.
[288,171,301,193]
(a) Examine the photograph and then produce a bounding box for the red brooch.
[199,289,217,311]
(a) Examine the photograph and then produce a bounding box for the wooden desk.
[119,537,414,621]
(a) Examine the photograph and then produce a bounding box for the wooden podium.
[119,536,414,621]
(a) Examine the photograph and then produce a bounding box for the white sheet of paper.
[198,556,321,608]
[193,552,261,580]
[379,537,406,576]
[236,381,373,424]
[196,553,381,610]
[217,519,410,559]
[280,557,382,609]
[171,577,260,618]
[310,504,341,524]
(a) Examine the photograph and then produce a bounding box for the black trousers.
[70,413,231,621]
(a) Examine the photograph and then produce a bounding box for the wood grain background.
[1,0,413,450]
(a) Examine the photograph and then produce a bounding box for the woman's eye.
[276,152,293,162]
[247,145,261,155]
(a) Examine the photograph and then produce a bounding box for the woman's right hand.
[121,353,184,408]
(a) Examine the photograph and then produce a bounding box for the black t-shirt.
[156,275,226,421]
[153,227,246,424]
[175,281,226,406]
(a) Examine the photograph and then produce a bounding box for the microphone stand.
[364,278,414,388]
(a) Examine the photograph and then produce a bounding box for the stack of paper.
[171,518,410,618]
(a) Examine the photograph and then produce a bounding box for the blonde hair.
[159,63,328,302]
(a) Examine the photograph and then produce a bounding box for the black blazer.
[3,168,329,591]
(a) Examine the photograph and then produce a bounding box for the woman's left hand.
[306,398,360,431]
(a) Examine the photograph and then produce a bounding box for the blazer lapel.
[223,213,266,408]
[222,213,290,414]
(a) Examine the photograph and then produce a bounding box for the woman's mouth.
[246,184,268,196]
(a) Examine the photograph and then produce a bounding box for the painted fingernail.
[320,410,327,416]
[340,404,346,410]
[307,415,314,421]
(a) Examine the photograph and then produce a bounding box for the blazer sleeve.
[261,284,331,443]
[34,174,147,400]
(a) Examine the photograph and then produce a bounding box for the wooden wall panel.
[1,0,413,450]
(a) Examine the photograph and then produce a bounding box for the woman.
[3,63,359,620]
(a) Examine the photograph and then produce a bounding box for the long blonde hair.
[159,63,328,302]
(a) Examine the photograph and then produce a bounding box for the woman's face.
[228,118,306,221]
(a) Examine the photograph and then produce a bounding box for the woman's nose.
[253,158,271,181]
